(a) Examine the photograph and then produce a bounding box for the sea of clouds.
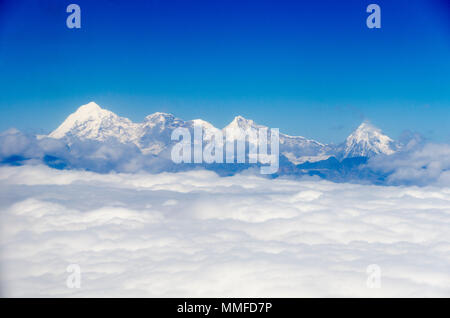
[1,165,449,297]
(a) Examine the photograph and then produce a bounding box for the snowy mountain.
[221,115,333,164]
[138,112,185,154]
[279,134,332,165]
[341,121,396,158]
[51,102,207,155]
[49,102,140,144]
[223,115,264,138]
[48,102,398,167]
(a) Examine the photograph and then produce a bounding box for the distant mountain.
[340,121,396,158]
[49,102,140,144]
[0,101,405,181]
[50,102,216,155]
[221,115,331,164]
[48,102,398,166]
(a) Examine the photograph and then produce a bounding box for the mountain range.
[49,102,397,163]
[0,102,401,181]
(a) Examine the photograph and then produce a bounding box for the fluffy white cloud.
[1,165,449,297]
[368,143,450,186]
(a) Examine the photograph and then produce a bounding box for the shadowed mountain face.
[1,102,400,182]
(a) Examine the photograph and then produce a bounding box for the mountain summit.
[225,115,263,130]
[49,102,139,143]
[343,121,396,158]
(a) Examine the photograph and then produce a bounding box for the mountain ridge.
[49,102,398,162]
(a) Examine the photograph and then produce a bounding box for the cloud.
[368,142,450,186]
[0,129,178,174]
[1,165,449,297]
[3,128,450,187]
[0,129,43,159]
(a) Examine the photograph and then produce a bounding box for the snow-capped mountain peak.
[49,102,138,143]
[191,119,216,129]
[343,121,395,158]
[222,116,268,143]
[51,102,111,134]
[144,112,175,122]
[76,101,102,113]
[226,115,265,130]
[142,112,183,132]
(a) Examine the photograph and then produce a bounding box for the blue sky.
[0,0,449,143]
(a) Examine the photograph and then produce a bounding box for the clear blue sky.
[0,0,449,143]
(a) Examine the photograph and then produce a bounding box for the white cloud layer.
[1,165,449,297]
[368,143,450,186]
